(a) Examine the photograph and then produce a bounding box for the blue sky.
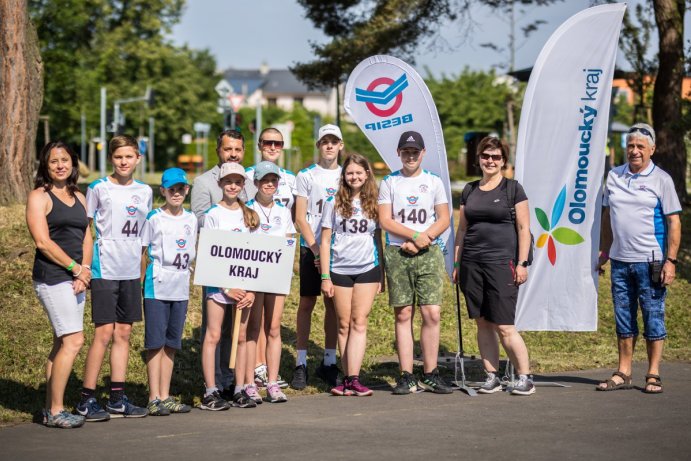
[171,1,687,76]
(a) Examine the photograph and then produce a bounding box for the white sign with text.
[194,228,297,295]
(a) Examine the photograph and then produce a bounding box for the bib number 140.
[397,208,427,224]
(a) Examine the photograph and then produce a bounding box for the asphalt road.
[2,362,690,461]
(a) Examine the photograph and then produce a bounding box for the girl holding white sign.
[201,162,259,410]
[245,161,297,403]
[320,154,383,397]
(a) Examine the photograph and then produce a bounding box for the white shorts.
[33,280,85,337]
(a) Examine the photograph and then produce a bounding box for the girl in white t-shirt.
[245,161,297,403]
[200,163,259,410]
[320,154,383,396]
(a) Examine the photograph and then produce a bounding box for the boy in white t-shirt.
[292,124,342,390]
[141,168,197,416]
[77,135,152,420]
[378,131,452,395]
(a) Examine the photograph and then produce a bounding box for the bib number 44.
[121,220,139,237]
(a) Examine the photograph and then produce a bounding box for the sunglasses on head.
[261,140,284,148]
[480,153,503,161]
[628,127,653,139]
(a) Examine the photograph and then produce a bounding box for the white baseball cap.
[317,124,343,142]
[219,162,248,180]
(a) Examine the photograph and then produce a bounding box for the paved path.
[2,362,690,460]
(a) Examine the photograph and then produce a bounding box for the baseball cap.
[161,168,189,188]
[318,124,343,142]
[219,162,248,180]
[254,161,281,180]
[397,131,425,150]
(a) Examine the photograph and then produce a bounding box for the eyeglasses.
[261,140,284,148]
[480,153,503,161]
[628,127,654,139]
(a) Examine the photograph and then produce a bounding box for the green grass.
[1,204,689,425]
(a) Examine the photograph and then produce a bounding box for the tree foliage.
[29,0,219,168]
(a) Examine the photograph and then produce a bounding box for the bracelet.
[321,274,331,280]
[599,251,609,261]
[453,261,459,268]
[412,231,420,240]
[66,260,76,271]
[72,265,83,278]
[82,264,91,271]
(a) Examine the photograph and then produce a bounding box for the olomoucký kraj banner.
[514,3,626,331]
[343,55,454,277]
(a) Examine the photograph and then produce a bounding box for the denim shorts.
[33,280,85,337]
[610,259,667,340]
[144,298,188,350]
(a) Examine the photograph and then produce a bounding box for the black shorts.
[330,266,381,288]
[299,247,321,297]
[458,259,517,325]
[91,278,142,324]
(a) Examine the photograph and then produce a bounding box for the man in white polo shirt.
[596,122,681,394]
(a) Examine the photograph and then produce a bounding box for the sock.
[296,350,307,367]
[80,387,96,403]
[323,349,337,366]
[234,385,243,395]
[255,363,267,373]
[486,371,496,380]
[109,382,125,403]
[204,387,218,397]
[518,374,528,381]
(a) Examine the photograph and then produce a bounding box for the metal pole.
[100,87,107,177]
[113,103,121,136]
[254,103,262,165]
[81,112,87,164]
[149,117,155,175]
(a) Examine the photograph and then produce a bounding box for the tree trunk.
[652,0,686,203]
[0,0,43,205]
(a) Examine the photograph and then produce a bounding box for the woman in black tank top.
[26,141,93,428]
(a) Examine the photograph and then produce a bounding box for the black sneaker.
[106,395,148,418]
[76,397,110,422]
[315,361,341,388]
[392,371,419,395]
[200,391,230,411]
[291,364,308,390]
[419,368,454,394]
[232,390,257,408]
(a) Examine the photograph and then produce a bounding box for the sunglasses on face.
[628,127,653,139]
[261,140,284,148]
[480,153,503,161]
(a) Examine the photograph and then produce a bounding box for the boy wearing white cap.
[292,124,343,390]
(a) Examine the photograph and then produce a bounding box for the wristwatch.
[517,260,529,268]
[666,257,677,265]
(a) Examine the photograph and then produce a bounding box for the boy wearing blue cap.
[141,168,198,415]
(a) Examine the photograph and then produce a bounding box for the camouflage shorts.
[384,245,445,307]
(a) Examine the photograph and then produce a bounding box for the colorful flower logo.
[125,205,137,216]
[535,185,585,265]
[175,239,187,249]
[406,196,418,204]
[326,187,336,196]
[260,223,271,231]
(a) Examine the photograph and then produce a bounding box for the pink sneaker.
[348,376,373,396]
[330,382,353,396]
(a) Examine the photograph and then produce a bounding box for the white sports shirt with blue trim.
[244,166,297,209]
[86,177,153,280]
[203,204,251,295]
[141,208,198,301]
[321,197,379,274]
[295,163,341,247]
[603,162,681,262]
[377,169,448,247]
[246,199,296,237]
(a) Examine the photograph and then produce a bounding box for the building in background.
[220,63,337,116]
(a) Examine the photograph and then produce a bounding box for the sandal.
[643,374,663,394]
[596,371,633,391]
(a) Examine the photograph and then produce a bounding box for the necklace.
[257,201,273,223]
